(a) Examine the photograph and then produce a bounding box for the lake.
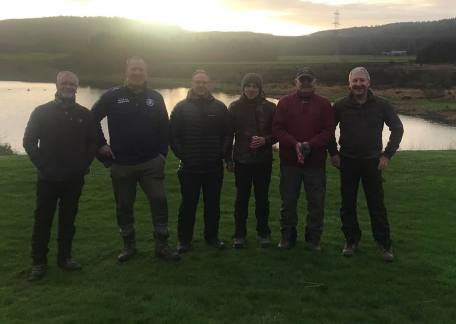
[1,81,456,153]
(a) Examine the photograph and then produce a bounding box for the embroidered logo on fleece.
[146,98,155,107]
[117,98,130,104]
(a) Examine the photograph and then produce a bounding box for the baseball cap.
[296,67,316,80]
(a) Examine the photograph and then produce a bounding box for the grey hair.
[56,71,79,84]
[349,66,370,81]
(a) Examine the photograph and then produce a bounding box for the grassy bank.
[1,152,455,323]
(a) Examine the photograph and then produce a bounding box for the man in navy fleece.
[92,56,179,262]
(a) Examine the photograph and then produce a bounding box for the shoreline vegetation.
[1,55,456,126]
[1,152,455,322]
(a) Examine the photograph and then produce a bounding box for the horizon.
[1,0,456,36]
[1,15,455,38]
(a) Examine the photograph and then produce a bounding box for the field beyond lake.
[1,151,455,323]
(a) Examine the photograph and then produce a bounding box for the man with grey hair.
[92,56,179,262]
[24,71,97,280]
[328,66,404,262]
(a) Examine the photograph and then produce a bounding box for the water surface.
[1,81,455,153]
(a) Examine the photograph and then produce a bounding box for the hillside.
[1,16,456,60]
[1,16,456,89]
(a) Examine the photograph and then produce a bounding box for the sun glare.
[118,1,317,36]
[2,0,329,36]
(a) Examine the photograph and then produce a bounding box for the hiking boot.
[382,247,394,262]
[118,239,137,262]
[232,237,245,249]
[206,238,225,250]
[58,259,82,271]
[27,264,47,281]
[342,243,356,257]
[155,243,180,261]
[257,236,272,248]
[177,242,192,254]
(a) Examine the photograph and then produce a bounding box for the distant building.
[382,50,408,56]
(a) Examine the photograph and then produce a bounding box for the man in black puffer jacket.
[227,73,276,249]
[170,70,233,252]
[24,71,97,280]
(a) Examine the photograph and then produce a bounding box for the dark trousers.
[110,156,169,239]
[280,165,326,244]
[233,162,272,238]
[177,169,223,244]
[340,156,391,249]
[31,177,84,265]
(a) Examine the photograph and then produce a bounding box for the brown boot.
[155,234,180,261]
[117,236,137,262]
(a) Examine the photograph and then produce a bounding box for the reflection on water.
[1,81,455,153]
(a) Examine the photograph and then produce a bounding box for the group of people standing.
[23,56,404,281]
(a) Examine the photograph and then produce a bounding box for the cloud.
[226,0,456,31]
[1,0,455,35]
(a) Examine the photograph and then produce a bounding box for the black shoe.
[257,236,272,248]
[117,246,137,262]
[206,239,225,250]
[58,259,82,271]
[232,237,246,249]
[177,242,192,254]
[278,239,291,249]
[382,247,394,262]
[307,241,322,252]
[27,264,47,281]
[342,242,357,257]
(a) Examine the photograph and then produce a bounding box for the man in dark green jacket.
[328,66,404,262]
[227,73,276,248]
[23,71,97,280]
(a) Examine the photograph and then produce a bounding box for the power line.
[333,9,340,29]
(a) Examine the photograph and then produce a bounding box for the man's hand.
[250,136,266,149]
[378,155,389,171]
[98,144,115,159]
[225,161,235,172]
[295,142,305,164]
[331,154,341,169]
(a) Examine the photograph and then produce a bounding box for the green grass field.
[401,98,456,113]
[1,152,455,323]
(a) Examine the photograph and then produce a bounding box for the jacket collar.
[348,89,375,105]
[124,82,148,95]
[54,93,76,108]
[293,90,315,102]
[187,89,214,102]
[240,92,265,105]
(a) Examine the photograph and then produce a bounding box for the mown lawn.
[0,151,455,323]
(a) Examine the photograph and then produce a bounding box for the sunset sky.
[1,0,455,36]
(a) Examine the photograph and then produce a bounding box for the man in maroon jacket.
[272,67,335,250]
